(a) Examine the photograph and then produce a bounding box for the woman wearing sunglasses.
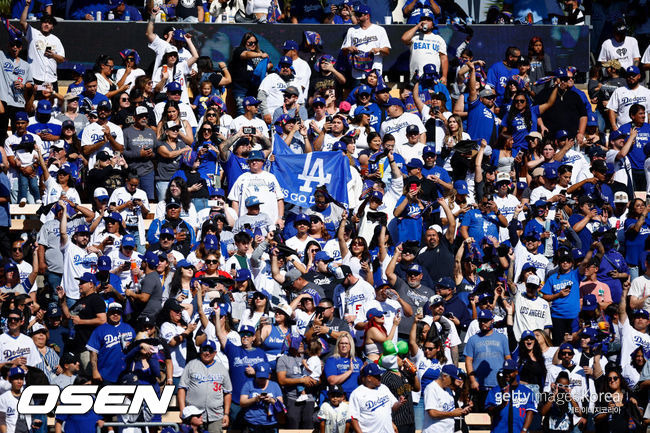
[501,86,557,153]
[594,366,642,433]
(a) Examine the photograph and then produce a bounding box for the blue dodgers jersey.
[485,384,537,433]
[224,341,268,404]
[86,322,135,382]
[541,269,581,320]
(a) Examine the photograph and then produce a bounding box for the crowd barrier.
[1,22,590,80]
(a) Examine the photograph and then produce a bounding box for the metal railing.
[97,422,180,433]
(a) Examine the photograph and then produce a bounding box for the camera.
[243,127,255,135]
[496,370,508,388]
[326,115,333,123]
[15,140,35,153]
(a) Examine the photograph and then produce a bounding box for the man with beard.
[258,57,303,124]
[536,68,587,141]
[608,66,650,129]
[59,199,99,306]
[147,199,195,257]
[81,100,124,170]
[302,251,341,298]
[304,297,350,359]
[386,256,435,339]
[467,61,499,146]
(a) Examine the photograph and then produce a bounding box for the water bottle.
[107,10,115,20]
[544,220,554,257]
[466,16,473,24]
[96,11,102,20]
[551,16,558,25]
[124,10,130,21]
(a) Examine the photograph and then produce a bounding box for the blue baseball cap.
[76,272,98,285]
[587,112,598,127]
[555,129,569,140]
[139,251,160,268]
[312,97,326,106]
[360,362,382,377]
[582,294,598,311]
[203,234,219,250]
[477,309,494,320]
[366,308,384,321]
[387,97,404,109]
[282,40,299,51]
[235,269,252,282]
[554,68,569,78]
[15,111,28,122]
[357,85,372,96]
[406,158,424,169]
[105,211,122,223]
[559,342,573,352]
[314,251,333,262]
[355,4,371,15]
[8,367,26,379]
[544,165,558,180]
[255,362,271,378]
[75,224,90,234]
[521,330,535,340]
[332,141,346,152]
[453,180,469,195]
[293,213,310,226]
[423,64,439,77]
[247,150,265,161]
[37,99,52,115]
[435,277,455,289]
[370,190,383,202]
[239,324,256,335]
[243,96,261,107]
[278,56,293,66]
[71,63,85,75]
[521,262,536,273]
[631,309,650,319]
[160,227,175,238]
[166,81,182,92]
[4,262,18,273]
[176,259,192,268]
[245,196,262,207]
[502,359,518,371]
[97,255,112,271]
[581,327,598,340]
[423,145,436,156]
[609,129,627,141]
[419,10,435,20]
[441,364,460,379]
[200,340,217,352]
[407,263,423,274]
[354,106,371,117]
[627,65,641,76]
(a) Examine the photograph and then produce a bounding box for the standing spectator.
[485,360,537,433]
[608,67,650,130]
[240,362,286,432]
[349,363,405,433]
[125,251,164,319]
[257,58,303,124]
[122,108,156,200]
[486,47,520,98]
[86,302,135,384]
[464,309,511,410]
[513,274,552,341]
[0,367,30,433]
[535,68,587,141]
[422,364,468,433]
[154,122,191,200]
[228,150,284,227]
[19,1,65,89]
[380,354,420,433]
[401,12,447,82]
[81,100,125,170]
[597,19,640,70]
[229,33,272,116]
[57,273,107,373]
[402,0,440,24]
[0,310,40,369]
[340,5,391,83]
[0,168,10,259]
[0,36,33,144]
[178,340,232,433]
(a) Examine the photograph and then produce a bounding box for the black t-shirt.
[70,292,107,347]
[416,237,455,282]
[308,71,341,97]
[230,46,265,88]
[86,166,125,197]
[307,315,350,360]
[535,86,587,138]
[184,169,209,199]
[380,371,414,426]
[302,270,340,299]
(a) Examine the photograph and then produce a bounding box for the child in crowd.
[192,80,216,118]
[317,385,350,433]
[296,339,323,402]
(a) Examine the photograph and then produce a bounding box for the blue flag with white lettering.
[270,152,351,208]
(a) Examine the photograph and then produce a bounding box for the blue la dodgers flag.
[270,150,351,208]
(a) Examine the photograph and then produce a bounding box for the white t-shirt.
[292,57,312,100]
[306,355,322,379]
[258,73,303,116]
[160,321,188,377]
[642,45,650,65]
[229,115,268,137]
[61,239,98,299]
[494,194,522,243]
[0,333,41,367]
[598,36,641,69]
[0,390,26,433]
[114,68,146,93]
[560,149,590,185]
[409,32,447,79]
[629,274,650,314]
[285,235,316,259]
[341,24,392,80]
[422,380,455,433]
[81,121,124,170]
[109,187,149,228]
[26,26,65,82]
[348,384,397,433]
[607,85,650,126]
[513,241,549,283]
[152,61,193,105]
[620,318,650,368]
[154,100,198,127]
[380,112,425,145]
[43,176,81,206]
[148,36,196,75]
[606,148,632,186]
[513,291,552,341]
[228,171,284,223]
[107,250,142,287]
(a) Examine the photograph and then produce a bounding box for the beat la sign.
[18,385,175,415]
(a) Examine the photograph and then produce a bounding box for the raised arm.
[338,211,350,258]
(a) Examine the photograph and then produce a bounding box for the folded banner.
[270,151,351,208]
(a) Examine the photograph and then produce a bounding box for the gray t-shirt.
[123,126,156,175]
[36,216,86,274]
[155,140,187,181]
[178,358,232,421]
[395,278,435,335]
[231,212,274,235]
[276,354,311,400]
[139,271,163,318]
[0,51,32,108]
[55,113,89,136]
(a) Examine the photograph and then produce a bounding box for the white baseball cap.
[526,275,541,286]
[614,191,629,204]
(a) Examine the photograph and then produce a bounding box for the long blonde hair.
[332,332,356,359]
[444,114,465,144]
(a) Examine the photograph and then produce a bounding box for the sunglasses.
[206,113,217,117]
[205,259,218,264]
[246,41,258,46]
[608,376,620,382]
[12,247,22,252]
[423,346,436,351]
[203,128,213,133]
[559,76,572,82]
[561,351,574,357]
[120,97,130,102]
[514,99,526,104]
[241,333,255,338]
[201,347,216,353]
[8,317,21,323]
[160,235,175,241]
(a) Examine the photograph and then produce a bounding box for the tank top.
[263,325,289,367]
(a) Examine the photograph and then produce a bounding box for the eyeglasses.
[160,235,174,241]
[246,41,258,46]
[206,113,217,117]
[120,97,130,102]
[25,302,33,306]
[608,376,620,382]
[351,242,364,246]
[205,259,218,264]
[203,128,212,133]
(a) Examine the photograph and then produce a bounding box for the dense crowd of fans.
[2,1,650,433]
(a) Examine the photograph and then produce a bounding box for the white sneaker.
[295,394,309,403]
[35,199,42,204]
[19,198,27,207]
